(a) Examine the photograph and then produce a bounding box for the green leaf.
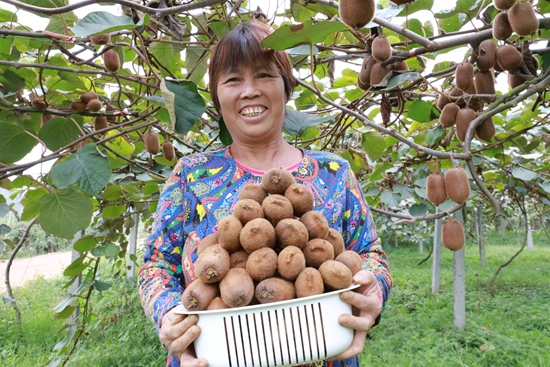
[511,167,539,181]
[425,126,445,146]
[73,235,97,253]
[38,188,93,239]
[46,11,78,34]
[38,117,81,151]
[142,182,159,196]
[0,203,9,217]
[50,144,111,196]
[0,9,17,22]
[539,182,550,194]
[102,184,122,201]
[57,71,87,91]
[91,243,120,257]
[362,131,387,162]
[185,45,208,85]
[408,100,434,123]
[0,122,37,164]
[53,306,76,320]
[94,280,111,291]
[397,0,434,16]
[0,224,10,235]
[160,80,206,135]
[54,294,74,313]
[409,203,428,216]
[70,11,149,37]
[105,131,135,157]
[380,72,420,92]
[284,109,334,135]
[218,117,232,146]
[102,204,126,219]
[0,69,25,93]
[380,191,400,208]
[261,20,348,50]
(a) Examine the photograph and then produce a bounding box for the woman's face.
[216,63,287,145]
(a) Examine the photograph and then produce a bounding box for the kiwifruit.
[325,228,345,256]
[103,49,120,72]
[441,218,465,251]
[207,296,230,310]
[105,103,117,123]
[455,62,474,91]
[195,244,230,284]
[508,2,539,36]
[391,60,409,71]
[262,167,295,194]
[295,267,324,298]
[233,198,264,225]
[358,55,376,89]
[496,45,523,72]
[229,249,249,269]
[262,194,294,226]
[90,33,111,45]
[318,260,353,291]
[335,250,363,275]
[275,218,309,249]
[217,215,243,253]
[300,210,329,239]
[70,101,87,113]
[87,98,103,112]
[444,166,470,204]
[440,103,459,128]
[475,115,496,142]
[284,183,314,217]
[339,0,375,29]
[357,77,369,91]
[80,92,99,104]
[40,113,53,126]
[94,116,108,131]
[239,217,276,253]
[455,107,476,142]
[219,268,255,308]
[303,238,335,268]
[369,62,391,86]
[464,84,482,111]
[508,73,527,88]
[197,233,219,255]
[437,86,463,111]
[474,69,496,95]
[255,277,296,304]
[246,247,278,282]
[239,183,268,204]
[162,141,175,161]
[476,39,497,71]
[494,0,516,11]
[144,131,160,155]
[181,278,219,311]
[492,12,513,40]
[426,172,447,206]
[372,35,392,62]
[391,0,416,4]
[277,245,306,281]
[32,98,47,109]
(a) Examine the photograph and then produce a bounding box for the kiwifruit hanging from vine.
[31,98,47,109]
[275,218,309,249]
[369,62,391,86]
[508,2,539,36]
[372,35,392,62]
[494,0,517,11]
[508,73,527,88]
[426,172,447,206]
[496,44,523,71]
[455,62,474,91]
[437,86,463,111]
[181,278,219,311]
[103,49,120,72]
[40,113,53,126]
[318,260,353,291]
[195,244,230,284]
[162,141,175,161]
[246,247,278,282]
[295,267,324,298]
[144,131,160,154]
[80,91,99,104]
[233,198,264,225]
[239,217,276,253]
[93,116,108,131]
[391,0,416,4]
[455,107,476,142]
[440,103,459,128]
[284,183,314,217]
[262,167,295,194]
[300,210,330,240]
[219,268,255,308]
[444,166,470,204]
[70,101,87,113]
[87,98,103,112]
[492,12,513,40]
[475,114,496,142]
[90,33,111,45]
[217,215,243,253]
[476,39,497,71]
[262,194,294,226]
[105,103,117,122]
[391,60,409,71]
[339,0,375,29]
[474,69,496,95]
[239,183,268,204]
[358,55,376,90]
[441,218,465,251]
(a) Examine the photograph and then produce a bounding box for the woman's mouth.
[240,107,266,117]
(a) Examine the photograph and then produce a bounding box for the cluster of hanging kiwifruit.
[89,32,120,72]
[181,168,363,311]
[143,130,175,161]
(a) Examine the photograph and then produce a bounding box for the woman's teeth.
[241,107,265,117]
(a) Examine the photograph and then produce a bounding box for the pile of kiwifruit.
[181,167,364,311]
[426,165,470,251]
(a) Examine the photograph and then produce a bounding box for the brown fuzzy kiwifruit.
[105,104,117,123]
[444,166,470,204]
[476,39,497,71]
[474,69,496,96]
[372,35,392,62]
[70,101,87,113]
[239,183,268,204]
[335,250,363,275]
[233,198,264,225]
[217,215,243,253]
[300,210,330,240]
[496,44,523,72]
[229,249,249,269]
[207,296,230,310]
[325,228,345,256]
[440,103,460,128]
[239,217,276,253]
[357,76,369,91]
[339,0,375,29]
[197,233,219,255]
[494,0,516,11]
[508,73,527,88]
[426,172,447,206]
[441,218,465,251]
[246,247,278,282]
[262,194,294,226]
[455,107,476,142]
[492,12,513,40]
[262,167,295,194]
[144,131,160,155]
[40,113,54,126]
[369,62,391,86]
[391,0,416,4]
[318,260,353,291]
[508,2,539,37]
[103,49,120,72]
[303,238,335,268]
[195,244,230,284]
[255,277,296,304]
[275,218,309,250]
[162,141,175,161]
[277,245,306,281]
[295,267,324,298]
[181,278,219,311]
[90,33,111,45]
[455,62,474,91]
[358,55,376,90]
[94,116,108,131]
[391,60,409,71]
[32,98,47,109]
[80,91,99,104]
[464,84,482,111]
[87,98,103,112]
[284,183,314,217]
[437,86,463,111]
[475,115,496,142]
[219,268,255,308]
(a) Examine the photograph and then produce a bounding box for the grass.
[1,231,549,367]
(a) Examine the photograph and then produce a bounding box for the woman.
[138,20,392,367]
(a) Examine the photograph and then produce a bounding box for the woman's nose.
[240,78,261,98]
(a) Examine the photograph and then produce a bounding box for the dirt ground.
[0,251,72,292]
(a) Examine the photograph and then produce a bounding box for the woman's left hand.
[328,270,382,361]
